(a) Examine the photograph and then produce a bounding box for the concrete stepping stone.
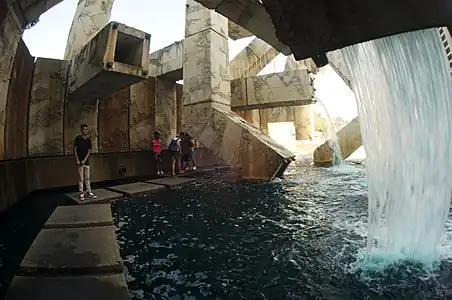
[194,165,230,174]
[44,204,113,229]
[5,274,130,300]
[107,182,165,196]
[65,188,123,204]
[20,226,122,275]
[146,176,197,188]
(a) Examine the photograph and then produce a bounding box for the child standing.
[152,131,163,175]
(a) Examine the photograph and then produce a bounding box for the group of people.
[73,124,199,201]
[152,131,197,176]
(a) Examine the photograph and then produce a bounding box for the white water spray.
[316,98,343,165]
[340,29,452,263]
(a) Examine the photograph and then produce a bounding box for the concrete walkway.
[5,204,130,300]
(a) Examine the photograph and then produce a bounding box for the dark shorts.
[171,150,181,159]
[182,150,194,162]
[153,152,162,161]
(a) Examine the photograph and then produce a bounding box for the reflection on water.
[113,160,452,300]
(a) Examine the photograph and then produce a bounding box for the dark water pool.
[112,160,452,300]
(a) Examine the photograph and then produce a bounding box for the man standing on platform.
[74,124,97,201]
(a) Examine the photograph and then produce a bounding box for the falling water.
[340,29,452,263]
[316,98,343,165]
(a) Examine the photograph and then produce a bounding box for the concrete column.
[259,109,269,135]
[64,0,114,60]
[183,0,294,180]
[293,105,314,140]
[176,83,184,134]
[243,110,260,127]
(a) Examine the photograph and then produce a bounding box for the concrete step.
[44,204,113,229]
[146,176,196,188]
[107,182,165,197]
[65,188,123,205]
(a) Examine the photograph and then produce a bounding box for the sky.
[22,0,357,120]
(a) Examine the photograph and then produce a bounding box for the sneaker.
[79,192,85,201]
[192,166,197,170]
[87,192,97,199]
[185,167,190,171]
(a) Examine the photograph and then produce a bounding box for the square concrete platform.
[20,226,122,275]
[44,204,113,229]
[146,176,197,188]
[66,188,123,204]
[5,274,130,300]
[107,182,165,196]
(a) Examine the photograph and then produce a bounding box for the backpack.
[168,137,180,152]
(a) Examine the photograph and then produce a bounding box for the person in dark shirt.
[181,133,197,171]
[74,124,96,201]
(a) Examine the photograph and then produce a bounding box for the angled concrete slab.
[20,226,122,275]
[65,189,123,205]
[107,182,165,196]
[149,40,183,80]
[146,177,197,188]
[5,274,130,300]
[44,205,113,229]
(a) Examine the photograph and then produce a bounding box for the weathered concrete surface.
[285,54,318,74]
[5,39,34,160]
[231,69,315,110]
[108,182,165,196]
[44,204,113,229]
[5,274,130,300]
[194,0,291,55]
[260,0,452,60]
[20,226,123,275]
[7,0,62,30]
[149,40,183,80]
[184,0,294,180]
[28,58,68,157]
[294,105,314,140]
[327,50,352,88]
[228,20,253,40]
[155,79,177,146]
[129,78,156,151]
[64,0,114,60]
[66,189,123,205]
[146,177,197,188]
[229,37,278,80]
[0,10,21,160]
[313,117,362,165]
[67,22,150,101]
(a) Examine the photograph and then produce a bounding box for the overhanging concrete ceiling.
[260,0,452,60]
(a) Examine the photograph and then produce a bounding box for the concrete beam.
[228,20,253,40]
[67,22,151,101]
[261,0,452,60]
[231,69,315,110]
[194,0,291,55]
[326,50,352,89]
[8,0,62,29]
[149,40,183,81]
[229,37,278,80]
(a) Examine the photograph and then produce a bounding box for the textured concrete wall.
[0,36,220,215]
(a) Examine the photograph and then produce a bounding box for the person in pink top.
[152,131,163,175]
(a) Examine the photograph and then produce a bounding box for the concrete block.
[146,177,197,188]
[67,21,151,101]
[313,117,362,165]
[5,274,130,300]
[231,69,315,110]
[228,20,253,40]
[44,204,113,229]
[65,188,123,205]
[20,226,122,275]
[107,182,165,196]
[149,40,183,80]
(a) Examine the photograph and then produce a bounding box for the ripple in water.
[113,165,452,299]
[341,28,452,265]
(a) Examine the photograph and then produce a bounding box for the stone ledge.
[5,274,131,300]
[107,182,165,196]
[44,205,113,229]
[65,189,123,205]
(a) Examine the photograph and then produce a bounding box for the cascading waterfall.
[340,28,452,263]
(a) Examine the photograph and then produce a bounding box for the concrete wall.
[0,36,220,214]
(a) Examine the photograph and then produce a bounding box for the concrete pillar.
[176,83,184,134]
[259,109,269,135]
[64,0,114,60]
[183,0,294,180]
[243,110,260,127]
[293,105,314,140]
